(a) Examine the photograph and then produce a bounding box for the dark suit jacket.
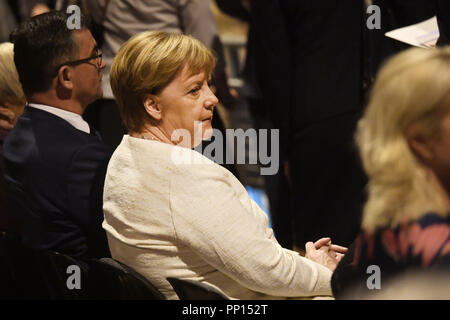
[216,0,292,156]
[436,0,450,46]
[2,106,113,266]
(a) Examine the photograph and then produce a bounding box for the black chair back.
[0,232,88,300]
[0,232,54,299]
[88,258,166,300]
[0,232,16,299]
[167,277,230,300]
[41,250,89,300]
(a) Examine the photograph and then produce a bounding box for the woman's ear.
[143,94,162,121]
[57,66,74,90]
[405,123,435,163]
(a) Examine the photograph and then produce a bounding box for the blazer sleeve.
[169,162,332,298]
[66,142,112,258]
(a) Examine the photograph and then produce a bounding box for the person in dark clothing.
[216,0,447,250]
[436,0,450,46]
[216,0,294,248]
[3,11,112,267]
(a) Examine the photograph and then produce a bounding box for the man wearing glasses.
[3,10,112,268]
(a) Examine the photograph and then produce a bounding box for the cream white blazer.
[103,135,332,299]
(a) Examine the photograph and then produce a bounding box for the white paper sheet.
[385,16,439,48]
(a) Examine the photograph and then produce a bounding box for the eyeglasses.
[55,48,103,74]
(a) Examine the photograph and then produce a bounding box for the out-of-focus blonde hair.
[0,42,26,106]
[110,31,217,133]
[356,47,450,232]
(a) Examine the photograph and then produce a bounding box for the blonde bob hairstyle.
[110,31,217,133]
[356,47,450,233]
[0,42,26,106]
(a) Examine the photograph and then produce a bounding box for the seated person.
[342,269,450,300]
[3,11,112,267]
[104,31,347,300]
[332,47,450,298]
[0,42,26,232]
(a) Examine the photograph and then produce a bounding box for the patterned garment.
[353,213,450,271]
[331,212,450,298]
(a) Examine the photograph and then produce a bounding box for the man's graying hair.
[10,10,90,96]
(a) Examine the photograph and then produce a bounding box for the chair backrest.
[88,258,166,300]
[167,277,230,300]
[0,232,56,299]
[41,250,89,300]
[0,232,16,299]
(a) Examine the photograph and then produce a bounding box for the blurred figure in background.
[0,0,17,42]
[333,47,450,298]
[436,0,450,46]
[0,42,26,145]
[217,0,446,252]
[0,42,26,232]
[278,0,442,251]
[216,0,294,249]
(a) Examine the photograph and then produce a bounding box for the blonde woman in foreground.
[333,47,450,299]
[103,31,347,300]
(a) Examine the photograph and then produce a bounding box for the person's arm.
[169,161,333,298]
[66,142,112,258]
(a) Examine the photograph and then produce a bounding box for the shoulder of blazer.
[20,106,100,143]
[12,107,112,160]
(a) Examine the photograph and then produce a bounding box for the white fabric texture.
[103,135,332,300]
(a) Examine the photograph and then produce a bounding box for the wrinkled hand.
[305,237,348,272]
[0,106,17,131]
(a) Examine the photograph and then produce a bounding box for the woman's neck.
[132,126,175,145]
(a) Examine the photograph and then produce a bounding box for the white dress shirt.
[28,103,90,134]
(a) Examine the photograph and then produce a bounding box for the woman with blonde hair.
[0,41,26,232]
[333,47,450,298]
[103,31,347,300]
[0,42,26,131]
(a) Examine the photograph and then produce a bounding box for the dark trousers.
[249,101,293,249]
[290,112,367,248]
